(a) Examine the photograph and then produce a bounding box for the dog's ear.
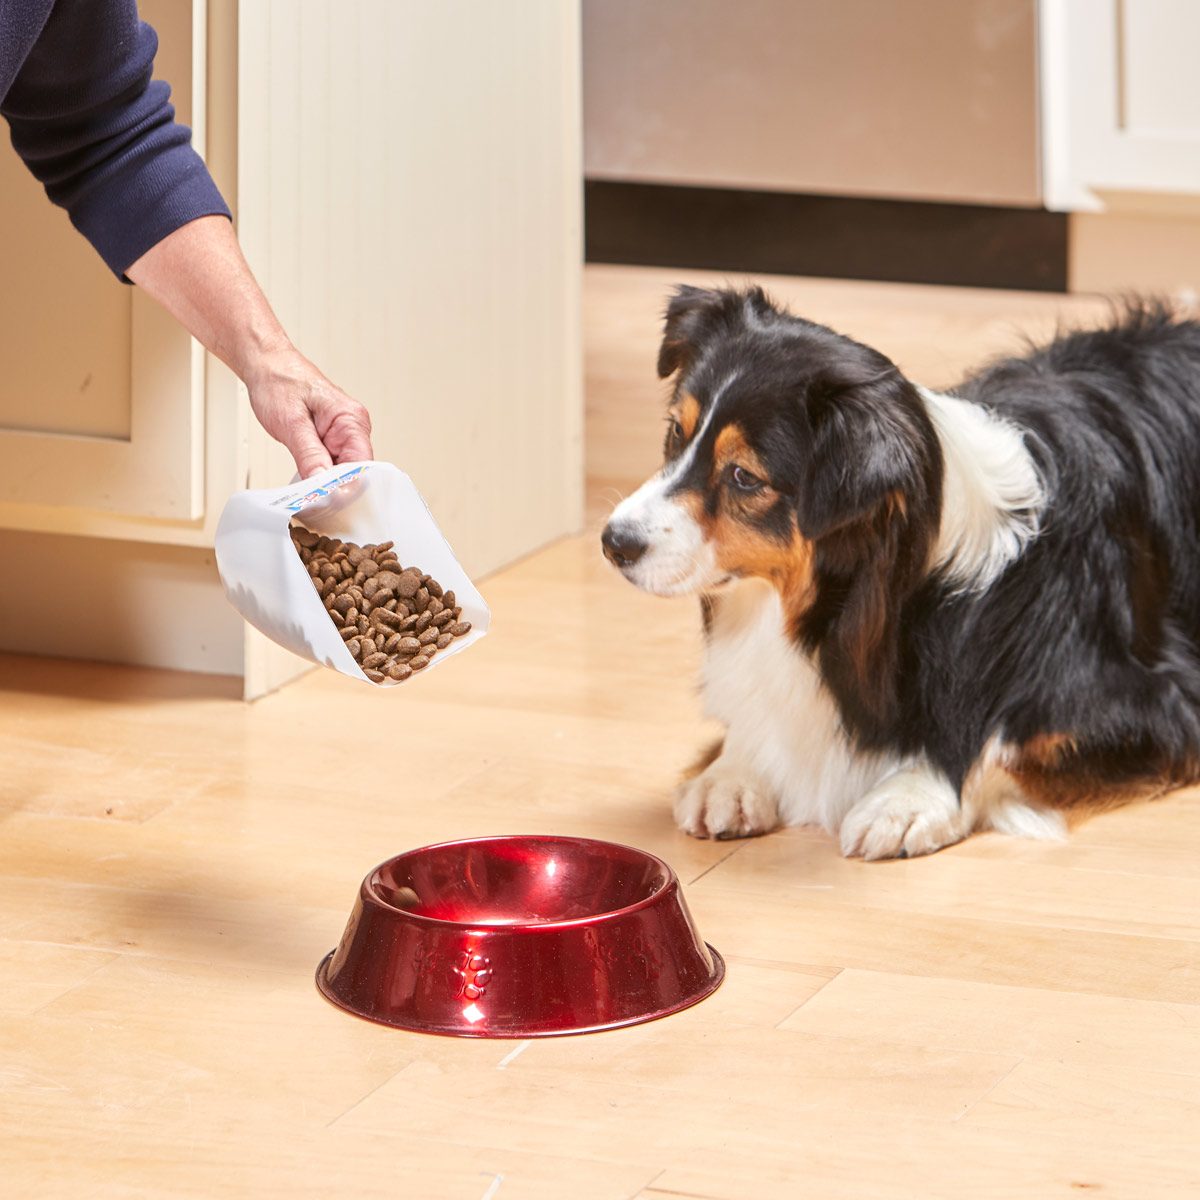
[657,285,777,379]
[797,366,928,541]
[796,363,942,731]
[657,286,728,379]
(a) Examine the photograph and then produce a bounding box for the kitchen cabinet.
[0,0,583,696]
[1042,0,1200,211]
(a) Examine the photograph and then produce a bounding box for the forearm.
[126,214,373,477]
[126,215,291,379]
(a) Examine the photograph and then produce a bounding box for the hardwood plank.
[962,1059,1200,1134]
[0,939,116,1017]
[646,1119,1200,1200]
[688,884,1200,1004]
[697,823,1200,941]
[338,1027,1018,1146]
[781,969,1200,1076]
[0,1126,657,1200]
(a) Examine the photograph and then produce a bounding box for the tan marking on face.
[671,393,702,440]
[712,424,766,480]
[711,522,813,606]
[672,422,815,619]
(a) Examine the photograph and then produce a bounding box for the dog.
[601,285,1200,859]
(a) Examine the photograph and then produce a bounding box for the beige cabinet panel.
[0,0,205,519]
[0,162,131,440]
[1122,0,1200,137]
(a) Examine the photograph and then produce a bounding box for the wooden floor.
[2,266,1197,1198]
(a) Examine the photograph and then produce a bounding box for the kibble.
[290,522,473,685]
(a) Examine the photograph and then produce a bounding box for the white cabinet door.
[1041,0,1200,211]
[0,0,205,519]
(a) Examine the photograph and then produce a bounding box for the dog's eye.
[664,418,685,455]
[729,464,765,493]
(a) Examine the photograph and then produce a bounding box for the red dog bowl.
[316,835,725,1038]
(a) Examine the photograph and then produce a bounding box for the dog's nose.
[601,523,648,569]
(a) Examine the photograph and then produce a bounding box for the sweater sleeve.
[1,0,230,279]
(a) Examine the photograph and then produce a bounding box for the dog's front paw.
[839,768,966,860]
[674,764,779,840]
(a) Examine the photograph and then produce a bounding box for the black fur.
[655,286,1200,798]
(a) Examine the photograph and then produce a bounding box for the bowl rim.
[361,833,681,933]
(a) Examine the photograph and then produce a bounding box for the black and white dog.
[601,286,1200,859]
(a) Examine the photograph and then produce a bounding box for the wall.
[583,0,1040,207]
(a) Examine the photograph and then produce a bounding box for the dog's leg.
[838,761,968,860]
[675,737,780,840]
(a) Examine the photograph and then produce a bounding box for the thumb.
[286,412,334,479]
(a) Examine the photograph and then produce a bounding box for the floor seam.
[952,1056,1024,1123]
[324,1062,413,1129]
[773,969,844,1029]
[686,842,749,885]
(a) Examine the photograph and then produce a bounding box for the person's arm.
[3,0,369,474]
[127,216,372,476]
[2,0,229,279]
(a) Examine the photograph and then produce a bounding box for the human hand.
[245,346,374,478]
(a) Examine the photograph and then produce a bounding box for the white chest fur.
[699,578,899,832]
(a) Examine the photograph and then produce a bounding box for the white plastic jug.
[214,461,489,685]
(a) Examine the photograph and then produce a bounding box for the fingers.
[286,410,335,478]
[316,396,374,465]
[335,415,374,463]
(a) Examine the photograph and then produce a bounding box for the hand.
[244,346,374,478]
[124,217,375,478]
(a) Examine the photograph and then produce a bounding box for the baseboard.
[0,529,245,676]
[585,180,1068,293]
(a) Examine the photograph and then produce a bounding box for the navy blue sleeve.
[1,0,230,279]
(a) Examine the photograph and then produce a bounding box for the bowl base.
[315,945,726,1039]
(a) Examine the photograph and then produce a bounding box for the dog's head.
[601,286,943,707]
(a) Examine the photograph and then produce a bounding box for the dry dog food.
[291,523,471,683]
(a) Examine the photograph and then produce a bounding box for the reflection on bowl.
[316,835,725,1038]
